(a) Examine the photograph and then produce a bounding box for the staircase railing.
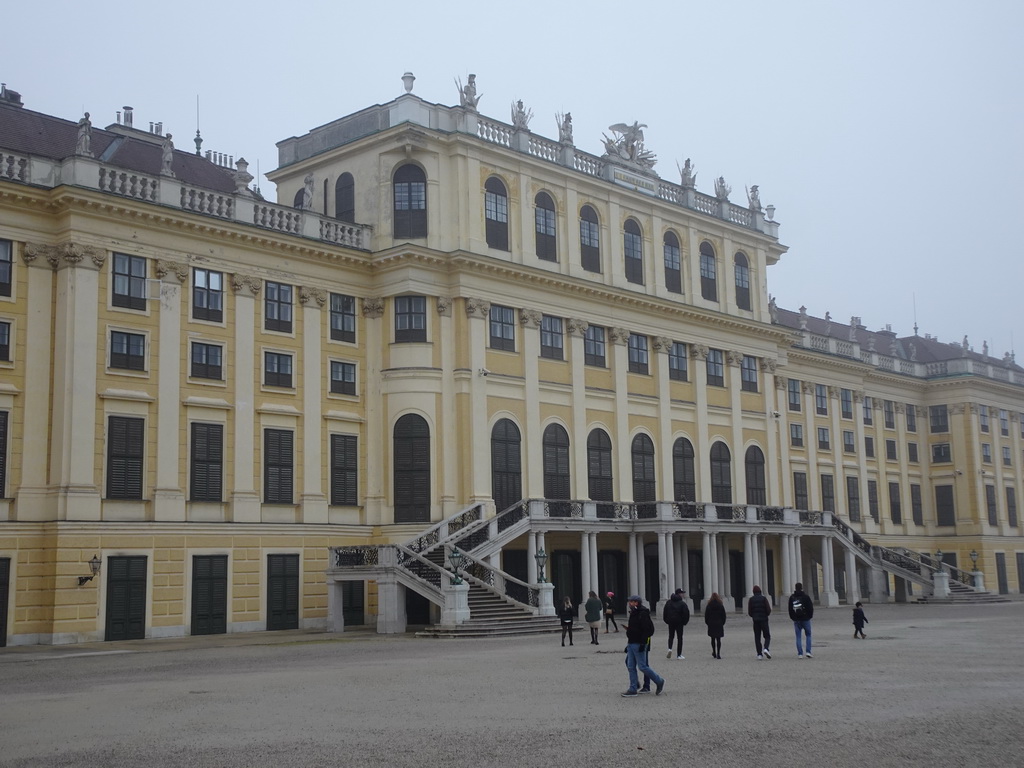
[459,549,541,609]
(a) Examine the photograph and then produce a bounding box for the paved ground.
[1,601,1022,768]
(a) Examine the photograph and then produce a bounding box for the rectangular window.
[790,424,803,448]
[330,293,356,343]
[908,442,919,463]
[906,404,917,432]
[264,351,293,388]
[668,342,688,381]
[793,472,808,510]
[979,405,989,433]
[865,436,875,458]
[883,400,895,429]
[190,423,223,502]
[815,384,828,415]
[846,476,861,522]
[264,281,293,333]
[929,405,948,433]
[931,443,951,462]
[330,360,356,395]
[584,325,606,367]
[985,484,998,526]
[628,333,649,375]
[885,439,897,462]
[981,443,992,464]
[862,396,873,425]
[817,427,830,450]
[820,474,835,512]
[888,482,902,524]
[0,321,9,361]
[935,485,955,526]
[1007,487,1018,528]
[540,315,564,360]
[110,330,146,371]
[0,239,11,297]
[999,409,1009,436]
[264,428,294,504]
[843,430,855,453]
[740,356,758,392]
[788,379,801,411]
[112,253,147,310]
[706,348,724,387]
[911,484,923,525]
[395,295,427,342]
[867,480,879,522]
[330,434,358,506]
[192,268,223,322]
[624,229,643,285]
[107,416,144,499]
[1002,446,1012,466]
[484,187,509,250]
[841,389,853,419]
[489,305,516,351]
[191,342,223,380]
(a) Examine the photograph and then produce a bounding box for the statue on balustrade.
[601,121,656,170]
[456,74,481,110]
[714,175,731,201]
[301,173,315,210]
[160,133,175,176]
[511,100,532,131]
[746,184,762,211]
[678,157,696,188]
[556,112,573,144]
[76,112,92,157]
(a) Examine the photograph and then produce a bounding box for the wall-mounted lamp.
[78,554,102,586]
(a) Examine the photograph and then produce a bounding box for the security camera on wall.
[478,368,491,377]
[771,410,781,418]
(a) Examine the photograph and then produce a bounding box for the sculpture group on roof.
[601,121,657,171]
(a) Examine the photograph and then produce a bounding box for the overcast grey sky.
[6,1,1022,356]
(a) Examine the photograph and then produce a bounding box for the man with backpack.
[787,582,814,658]
[662,588,690,660]
[747,585,772,659]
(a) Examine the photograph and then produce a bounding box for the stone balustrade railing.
[0,151,373,251]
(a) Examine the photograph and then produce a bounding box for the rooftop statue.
[75,112,92,157]
[714,175,731,201]
[746,184,762,211]
[511,99,533,131]
[456,74,481,111]
[160,133,175,177]
[677,157,697,188]
[601,121,656,171]
[301,173,314,210]
[556,112,573,144]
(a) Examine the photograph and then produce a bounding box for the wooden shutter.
[107,416,144,499]
[190,423,223,502]
[264,429,294,504]
[330,434,358,506]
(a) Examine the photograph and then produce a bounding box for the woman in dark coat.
[559,596,575,647]
[704,592,727,659]
[584,591,604,645]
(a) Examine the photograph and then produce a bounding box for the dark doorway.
[503,549,527,583]
[405,589,431,625]
[342,582,365,626]
[766,550,776,602]
[106,556,147,641]
[728,549,745,609]
[644,542,660,605]
[191,555,227,635]
[551,550,581,607]
[393,414,430,523]
[267,554,299,630]
[995,552,1008,594]
[597,550,627,614]
[0,557,9,647]
[688,549,705,610]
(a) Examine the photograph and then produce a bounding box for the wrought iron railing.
[672,502,702,520]
[330,545,380,568]
[459,551,540,608]
[758,506,785,523]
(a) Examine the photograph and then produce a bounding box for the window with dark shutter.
[623,219,643,285]
[107,416,144,499]
[264,428,294,504]
[335,173,355,222]
[734,251,751,310]
[542,424,571,503]
[587,430,613,508]
[580,205,601,273]
[699,241,717,301]
[393,414,430,523]
[663,232,681,294]
[393,165,427,239]
[745,446,766,505]
[190,423,223,502]
[491,419,522,513]
[673,438,696,503]
[535,192,556,261]
[710,442,732,505]
[330,434,358,506]
[484,177,509,251]
[631,434,656,506]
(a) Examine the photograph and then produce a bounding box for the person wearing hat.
[602,591,619,633]
[662,588,690,660]
[747,585,772,659]
[621,595,665,697]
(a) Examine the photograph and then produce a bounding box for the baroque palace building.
[0,75,1022,645]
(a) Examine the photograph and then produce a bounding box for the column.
[773,372,792,507]
[568,319,590,500]
[527,531,538,583]
[299,287,328,523]
[580,532,591,597]
[361,297,385,524]
[820,536,839,606]
[609,328,632,500]
[153,260,186,521]
[793,534,803,587]
[743,533,755,607]
[702,532,714,600]
[691,345,711,502]
[589,533,599,597]
[657,531,669,603]
[627,532,638,595]
[635,534,647,598]
[844,548,859,604]
[680,535,690,594]
[230,274,262,523]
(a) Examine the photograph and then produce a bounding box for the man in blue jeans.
[621,595,665,697]
[787,582,814,658]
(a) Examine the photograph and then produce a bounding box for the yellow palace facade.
[0,77,1021,645]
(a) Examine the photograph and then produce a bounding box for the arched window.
[579,205,600,273]
[393,414,430,523]
[734,251,751,310]
[631,434,656,513]
[623,219,643,284]
[710,442,732,506]
[587,430,613,514]
[491,419,522,513]
[744,446,766,505]
[485,177,509,251]
[393,164,427,239]
[672,438,696,502]
[664,231,681,294]
[335,172,355,222]
[535,192,557,261]
[700,241,718,302]
[542,424,571,515]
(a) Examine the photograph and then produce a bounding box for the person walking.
[747,585,772,659]
[584,590,603,645]
[662,588,690,659]
[559,596,575,647]
[852,601,868,639]
[704,592,727,659]
[788,582,814,658]
[621,595,665,697]
[602,591,620,633]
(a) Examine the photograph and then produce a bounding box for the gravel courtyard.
[1,600,1021,767]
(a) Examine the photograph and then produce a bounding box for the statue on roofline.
[678,158,696,188]
[601,121,656,171]
[556,112,573,144]
[456,74,481,111]
[511,99,532,131]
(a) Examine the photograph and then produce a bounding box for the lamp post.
[448,547,466,585]
[534,548,549,584]
[970,549,979,570]
[934,549,943,572]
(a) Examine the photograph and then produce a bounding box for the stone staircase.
[917,580,1011,605]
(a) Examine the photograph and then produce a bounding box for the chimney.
[123,106,133,128]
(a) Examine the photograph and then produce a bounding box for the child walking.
[852,601,868,639]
